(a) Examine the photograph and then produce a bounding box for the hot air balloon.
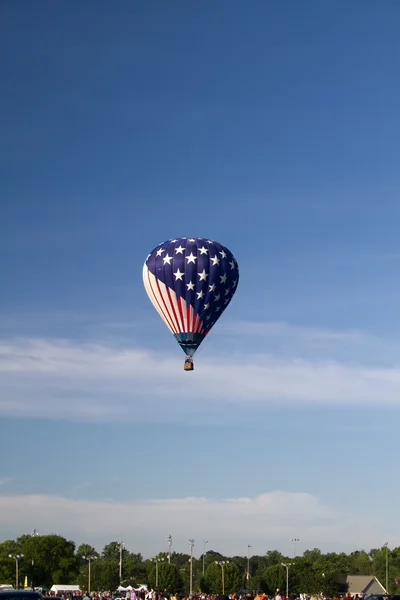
[143,237,239,370]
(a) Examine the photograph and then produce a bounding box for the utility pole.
[151,558,164,593]
[189,539,195,597]
[247,545,252,581]
[9,554,23,589]
[203,540,208,575]
[31,529,39,568]
[119,542,124,582]
[82,555,98,593]
[167,535,172,564]
[290,538,299,558]
[216,561,229,595]
[384,542,389,593]
[281,563,293,598]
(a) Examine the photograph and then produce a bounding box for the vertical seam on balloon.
[149,270,178,334]
[176,296,186,333]
[143,265,175,334]
[156,278,179,334]
[186,303,191,333]
[165,285,182,333]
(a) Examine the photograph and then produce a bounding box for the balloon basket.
[184,357,194,371]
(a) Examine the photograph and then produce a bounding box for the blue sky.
[1,0,400,558]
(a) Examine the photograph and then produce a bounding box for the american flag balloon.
[143,237,239,370]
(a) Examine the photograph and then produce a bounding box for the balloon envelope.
[143,237,239,358]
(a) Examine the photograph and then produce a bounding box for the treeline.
[1,535,400,596]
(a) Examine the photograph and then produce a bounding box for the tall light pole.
[167,535,172,564]
[203,541,208,575]
[189,539,195,597]
[9,554,23,589]
[216,561,229,595]
[82,555,98,593]
[290,538,299,558]
[31,529,39,567]
[384,543,389,593]
[151,558,164,593]
[119,542,124,582]
[247,545,252,581]
[281,563,293,598]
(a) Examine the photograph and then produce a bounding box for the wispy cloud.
[1,322,400,423]
[0,477,12,487]
[220,320,371,344]
[0,490,394,555]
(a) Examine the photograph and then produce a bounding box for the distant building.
[334,575,386,595]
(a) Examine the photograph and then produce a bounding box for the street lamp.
[151,557,164,593]
[203,541,208,575]
[9,554,23,589]
[167,535,172,564]
[189,539,195,597]
[247,545,252,581]
[215,561,229,595]
[82,555,98,594]
[290,538,299,558]
[119,542,125,582]
[384,542,389,593]
[281,563,293,598]
[31,529,39,567]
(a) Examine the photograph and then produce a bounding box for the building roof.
[334,575,386,594]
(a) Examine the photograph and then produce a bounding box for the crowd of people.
[39,589,383,600]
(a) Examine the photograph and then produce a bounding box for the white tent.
[51,585,81,593]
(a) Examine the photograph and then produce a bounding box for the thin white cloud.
[0,490,394,555]
[220,320,372,343]
[1,329,400,422]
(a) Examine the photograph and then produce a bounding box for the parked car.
[0,592,42,600]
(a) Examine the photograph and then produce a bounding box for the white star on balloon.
[204,303,210,310]
[198,269,208,281]
[188,238,196,242]
[174,269,184,281]
[209,283,216,292]
[196,290,205,299]
[219,274,227,284]
[175,245,185,254]
[210,255,220,266]
[199,246,208,255]
[229,259,235,269]
[186,281,195,291]
[156,248,165,256]
[186,252,197,264]
[219,250,227,259]
[163,254,173,265]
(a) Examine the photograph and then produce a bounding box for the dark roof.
[0,593,41,598]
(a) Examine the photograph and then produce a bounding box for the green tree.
[148,562,183,593]
[8,534,78,588]
[264,564,285,596]
[247,575,267,592]
[102,542,124,562]
[204,562,241,595]
[85,560,120,592]
[121,553,146,583]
